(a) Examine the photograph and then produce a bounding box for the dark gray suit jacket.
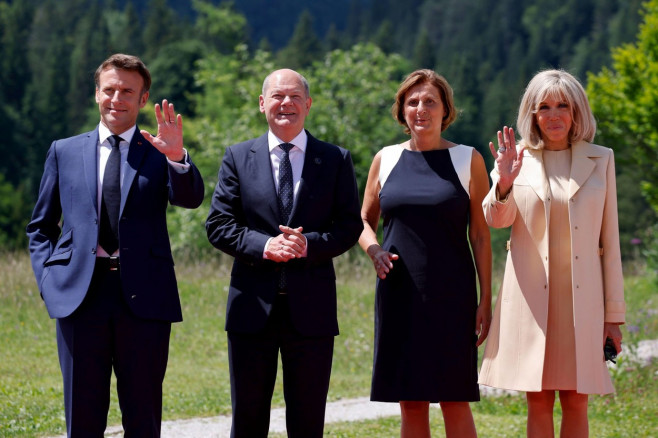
[206,131,362,336]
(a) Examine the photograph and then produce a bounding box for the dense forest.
[0,0,656,268]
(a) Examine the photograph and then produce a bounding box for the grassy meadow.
[0,250,656,437]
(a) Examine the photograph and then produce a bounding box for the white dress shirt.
[268,129,307,198]
[96,123,189,257]
[263,129,308,256]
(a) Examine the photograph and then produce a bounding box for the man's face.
[95,68,149,134]
[259,70,312,142]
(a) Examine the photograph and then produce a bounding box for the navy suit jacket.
[27,127,204,322]
[206,131,363,337]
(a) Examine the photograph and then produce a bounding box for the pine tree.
[277,10,323,70]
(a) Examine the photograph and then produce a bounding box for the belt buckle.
[108,257,120,271]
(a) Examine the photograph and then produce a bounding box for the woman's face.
[535,95,573,150]
[403,82,445,137]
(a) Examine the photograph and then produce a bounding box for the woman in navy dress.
[359,69,492,438]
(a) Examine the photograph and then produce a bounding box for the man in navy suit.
[206,69,362,437]
[26,54,204,437]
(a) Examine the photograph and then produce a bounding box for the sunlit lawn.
[1,251,656,437]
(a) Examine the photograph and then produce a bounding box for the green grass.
[1,251,657,437]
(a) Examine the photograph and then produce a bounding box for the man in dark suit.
[206,68,362,437]
[26,53,204,437]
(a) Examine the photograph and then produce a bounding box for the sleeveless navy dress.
[371,145,480,402]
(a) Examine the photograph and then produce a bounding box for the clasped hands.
[140,99,186,162]
[265,225,307,262]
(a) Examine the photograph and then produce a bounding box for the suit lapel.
[568,141,598,199]
[292,132,323,224]
[121,130,148,215]
[251,134,281,223]
[83,130,100,212]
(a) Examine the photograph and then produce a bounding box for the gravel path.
[48,339,658,438]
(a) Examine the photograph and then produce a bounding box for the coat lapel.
[121,130,148,215]
[520,148,551,253]
[521,148,550,203]
[568,141,598,199]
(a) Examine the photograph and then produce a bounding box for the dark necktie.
[99,135,123,255]
[277,143,294,224]
[277,143,294,290]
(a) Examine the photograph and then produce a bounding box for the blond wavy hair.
[516,69,596,150]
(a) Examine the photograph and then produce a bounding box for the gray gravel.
[48,339,658,438]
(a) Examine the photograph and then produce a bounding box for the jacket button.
[575,256,579,260]
[91,248,96,254]
[131,295,137,299]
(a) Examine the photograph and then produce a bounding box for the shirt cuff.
[168,148,190,173]
[495,183,511,203]
[263,237,273,259]
[300,235,308,257]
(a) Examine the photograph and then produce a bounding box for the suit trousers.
[227,294,334,438]
[56,261,171,438]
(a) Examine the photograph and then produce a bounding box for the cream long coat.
[478,141,625,394]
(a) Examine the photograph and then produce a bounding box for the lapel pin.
[314,158,322,165]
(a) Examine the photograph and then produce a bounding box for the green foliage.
[276,9,323,69]
[165,43,407,254]
[148,39,207,116]
[193,44,275,154]
[615,172,655,263]
[412,29,436,69]
[67,2,109,129]
[194,41,408,191]
[307,44,408,192]
[142,0,182,61]
[587,0,658,269]
[0,176,30,250]
[104,2,145,55]
[588,0,658,213]
[0,0,654,261]
[192,0,247,54]
[643,223,658,277]
[371,20,396,54]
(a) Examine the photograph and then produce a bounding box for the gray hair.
[262,69,310,97]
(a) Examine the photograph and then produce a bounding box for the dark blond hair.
[392,69,457,134]
[517,69,596,149]
[94,54,151,95]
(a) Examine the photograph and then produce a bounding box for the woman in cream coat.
[478,70,625,438]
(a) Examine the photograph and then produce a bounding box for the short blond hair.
[392,69,457,134]
[516,69,596,149]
